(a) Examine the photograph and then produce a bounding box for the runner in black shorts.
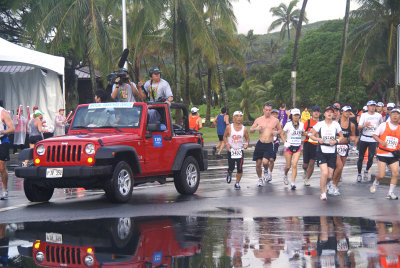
[0,106,15,200]
[264,109,283,183]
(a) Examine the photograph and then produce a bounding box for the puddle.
[1,216,400,267]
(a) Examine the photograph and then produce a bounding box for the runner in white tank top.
[223,111,250,190]
[0,106,15,200]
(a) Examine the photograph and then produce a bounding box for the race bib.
[337,238,348,252]
[364,126,376,135]
[337,144,348,157]
[385,136,399,150]
[230,148,242,159]
[289,136,302,146]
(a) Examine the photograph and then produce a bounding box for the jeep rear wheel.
[24,181,54,202]
[174,156,200,195]
[105,161,133,203]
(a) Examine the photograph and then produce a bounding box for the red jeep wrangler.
[15,102,208,203]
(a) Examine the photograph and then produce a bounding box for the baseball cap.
[325,106,334,112]
[271,109,279,114]
[332,105,340,110]
[377,102,384,107]
[190,107,199,113]
[363,106,368,111]
[387,102,396,109]
[367,100,376,106]
[33,106,38,110]
[233,111,243,116]
[391,108,400,113]
[291,108,301,115]
[342,106,352,112]
[312,105,321,112]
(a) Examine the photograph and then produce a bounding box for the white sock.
[373,179,379,186]
[389,184,396,194]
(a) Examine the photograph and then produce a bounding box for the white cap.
[291,108,300,115]
[190,107,199,113]
[233,111,243,116]
[387,102,396,108]
[342,106,352,112]
[391,108,400,113]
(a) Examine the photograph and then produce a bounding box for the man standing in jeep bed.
[15,102,208,203]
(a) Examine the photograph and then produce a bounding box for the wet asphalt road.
[0,152,399,224]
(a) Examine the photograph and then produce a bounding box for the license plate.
[46,168,63,178]
[46,232,63,244]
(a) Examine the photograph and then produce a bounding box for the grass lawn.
[199,126,259,143]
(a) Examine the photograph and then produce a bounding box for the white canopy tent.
[0,37,65,129]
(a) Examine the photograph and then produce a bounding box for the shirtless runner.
[250,103,282,187]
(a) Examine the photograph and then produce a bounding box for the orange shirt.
[189,115,200,131]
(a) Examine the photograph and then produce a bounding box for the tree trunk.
[172,0,181,102]
[290,0,308,108]
[287,20,291,40]
[88,58,97,103]
[184,58,190,106]
[198,62,208,122]
[207,67,212,123]
[134,57,141,83]
[334,0,350,101]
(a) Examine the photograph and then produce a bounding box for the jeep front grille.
[45,244,82,265]
[46,145,82,163]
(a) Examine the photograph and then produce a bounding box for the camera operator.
[138,67,173,105]
[111,69,145,102]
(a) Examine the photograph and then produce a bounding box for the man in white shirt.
[138,67,173,105]
[357,100,382,182]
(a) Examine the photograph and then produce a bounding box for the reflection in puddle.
[1,216,400,267]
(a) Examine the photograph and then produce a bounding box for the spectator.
[189,107,202,131]
[301,107,310,123]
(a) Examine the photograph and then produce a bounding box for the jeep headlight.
[85,143,95,155]
[36,144,45,156]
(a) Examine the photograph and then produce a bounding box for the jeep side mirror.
[146,123,162,138]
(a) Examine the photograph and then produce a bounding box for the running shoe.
[267,173,272,183]
[386,192,398,200]
[0,190,8,200]
[216,154,223,159]
[258,178,263,187]
[304,179,311,187]
[226,173,232,184]
[302,171,307,181]
[363,170,369,181]
[327,184,335,195]
[320,193,327,201]
[283,175,289,185]
[234,183,241,190]
[291,184,296,190]
[263,170,269,183]
[357,174,362,183]
[332,186,341,196]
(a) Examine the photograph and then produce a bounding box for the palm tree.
[291,0,308,107]
[347,0,400,102]
[242,29,258,61]
[334,0,351,101]
[268,0,308,41]
[25,0,112,100]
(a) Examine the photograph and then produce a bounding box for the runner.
[213,107,229,159]
[224,111,250,190]
[189,107,202,131]
[309,106,344,200]
[332,102,341,122]
[330,105,356,196]
[0,106,14,200]
[264,108,283,183]
[370,108,400,199]
[384,102,395,122]
[250,103,282,187]
[282,108,304,190]
[302,106,321,186]
[357,100,382,182]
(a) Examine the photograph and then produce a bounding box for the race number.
[289,136,302,146]
[385,136,399,150]
[337,144,348,157]
[230,148,243,159]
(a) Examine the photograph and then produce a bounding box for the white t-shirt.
[313,121,342,154]
[359,112,383,142]
[283,121,304,147]
[143,78,173,102]
[374,122,400,157]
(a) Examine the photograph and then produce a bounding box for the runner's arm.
[244,128,250,149]
[197,117,202,130]
[309,128,323,144]
[223,125,231,150]
[249,119,260,133]
[224,115,229,125]
[1,110,15,134]
[373,134,386,147]
[349,123,356,142]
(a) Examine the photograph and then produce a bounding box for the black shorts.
[303,141,317,164]
[273,142,279,159]
[377,156,399,165]
[316,151,337,169]
[218,135,224,141]
[253,141,276,161]
[29,135,43,145]
[228,151,244,173]
[0,143,10,161]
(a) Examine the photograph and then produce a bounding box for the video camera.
[107,49,131,85]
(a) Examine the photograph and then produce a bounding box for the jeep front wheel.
[105,161,134,203]
[174,156,200,195]
[24,181,54,202]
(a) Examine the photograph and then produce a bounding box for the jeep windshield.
[70,102,142,129]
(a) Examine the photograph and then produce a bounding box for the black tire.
[24,180,54,202]
[104,161,134,203]
[109,217,134,249]
[174,156,200,195]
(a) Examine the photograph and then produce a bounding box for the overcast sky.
[232,0,361,35]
